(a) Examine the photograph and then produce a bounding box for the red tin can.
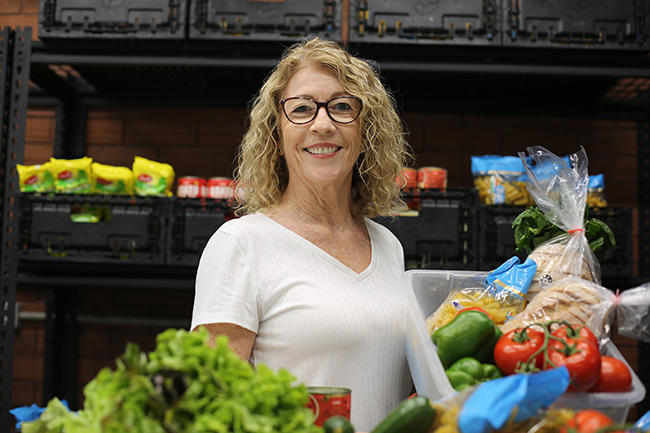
[208,177,234,200]
[417,166,448,190]
[397,167,420,211]
[397,167,418,189]
[306,387,351,427]
[177,176,206,198]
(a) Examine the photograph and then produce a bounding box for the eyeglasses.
[280,96,362,125]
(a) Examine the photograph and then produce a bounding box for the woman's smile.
[305,144,342,157]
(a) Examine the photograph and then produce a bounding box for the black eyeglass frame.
[279,96,363,125]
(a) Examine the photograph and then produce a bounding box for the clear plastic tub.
[403,269,647,423]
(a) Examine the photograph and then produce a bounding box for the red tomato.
[589,356,633,393]
[552,324,599,348]
[454,307,492,321]
[546,336,601,392]
[493,328,546,375]
[559,409,621,433]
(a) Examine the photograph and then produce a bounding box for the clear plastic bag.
[499,277,616,342]
[426,257,536,332]
[616,282,650,343]
[517,146,601,303]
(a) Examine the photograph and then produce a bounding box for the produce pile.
[414,146,650,433]
[20,328,321,433]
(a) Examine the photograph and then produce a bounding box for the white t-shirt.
[192,212,413,432]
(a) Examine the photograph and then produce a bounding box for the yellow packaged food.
[17,162,55,193]
[132,156,175,197]
[49,157,93,194]
[587,174,607,208]
[426,257,536,331]
[91,162,133,195]
[471,155,533,206]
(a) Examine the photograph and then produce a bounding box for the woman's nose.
[310,106,336,132]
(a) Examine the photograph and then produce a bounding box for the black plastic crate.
[504,0,648,50]
[478,205,634,277]
[38,0,186,39]
[166,198,233,267]
[18,193,167,264]
[590,207,634,278]
[189,0,341,42]
[350,0,499,45]
[374,188,479,270]
[478,204,526,271]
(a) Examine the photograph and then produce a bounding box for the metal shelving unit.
[0,26,32,432]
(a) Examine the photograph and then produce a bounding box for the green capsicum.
[445,357,503,391]
[431,309,503,369]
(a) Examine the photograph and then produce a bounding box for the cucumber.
[322,416,355,433]
[371,396,437,433]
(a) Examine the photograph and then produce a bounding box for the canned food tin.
[208,177,234,200]
[177,176,207,198]
[397,167,418,189]
[306,386,351,427]
[417,166,448,190]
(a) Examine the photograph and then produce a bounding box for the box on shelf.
[375,188,479,270]
[403,269,646,423]
[38,0,186,39]
[477,204,526,271]
[189,0,341,42]
[504,0,648,50]
[349,0,499,45]
[590,207,634,278]
[166,197,231,267]
[478,205,633,278]
[18,193,166,264]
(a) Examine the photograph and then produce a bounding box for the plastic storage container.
[403,268,646,423]
[38,0,186,39]
[18,193,166,264]
[374,188,479,270]
[504,0,647,50]
[166,197,231,266]
[350,0,499,45]
[189,0,341,42]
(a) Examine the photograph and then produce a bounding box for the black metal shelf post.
[0,26,31,432]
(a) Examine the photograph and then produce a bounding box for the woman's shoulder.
[365,217,400,244]
[218,212,270,234]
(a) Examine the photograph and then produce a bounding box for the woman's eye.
[292,104,313,113]
[331,102,352,111]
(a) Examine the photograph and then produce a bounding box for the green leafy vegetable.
[513,205,616,256]
[22,328,322,433]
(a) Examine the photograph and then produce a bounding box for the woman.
[191,37,413,432]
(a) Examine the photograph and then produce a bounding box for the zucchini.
[371,396,437,433]
[323,416,355,433]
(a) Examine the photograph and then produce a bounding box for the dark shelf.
[28,39,650,116]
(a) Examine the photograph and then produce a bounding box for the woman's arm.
[197,322,256,361]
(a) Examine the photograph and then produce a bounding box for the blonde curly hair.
[234,37,412,218]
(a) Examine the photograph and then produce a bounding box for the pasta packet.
[426,256,536,332]
[49,157,93,194]
[132,156,175,197]
[17,162,55,193]
[471,155,532,205]
[587,173,607,208]
[517,146,601,302]
[91,162,134,195]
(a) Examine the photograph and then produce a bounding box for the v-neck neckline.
[259,213,376,280]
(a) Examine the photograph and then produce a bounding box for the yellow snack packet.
[49,157,93,194]
[132,156,175,197]
[17,162,55,193]
[91,162,133,195]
